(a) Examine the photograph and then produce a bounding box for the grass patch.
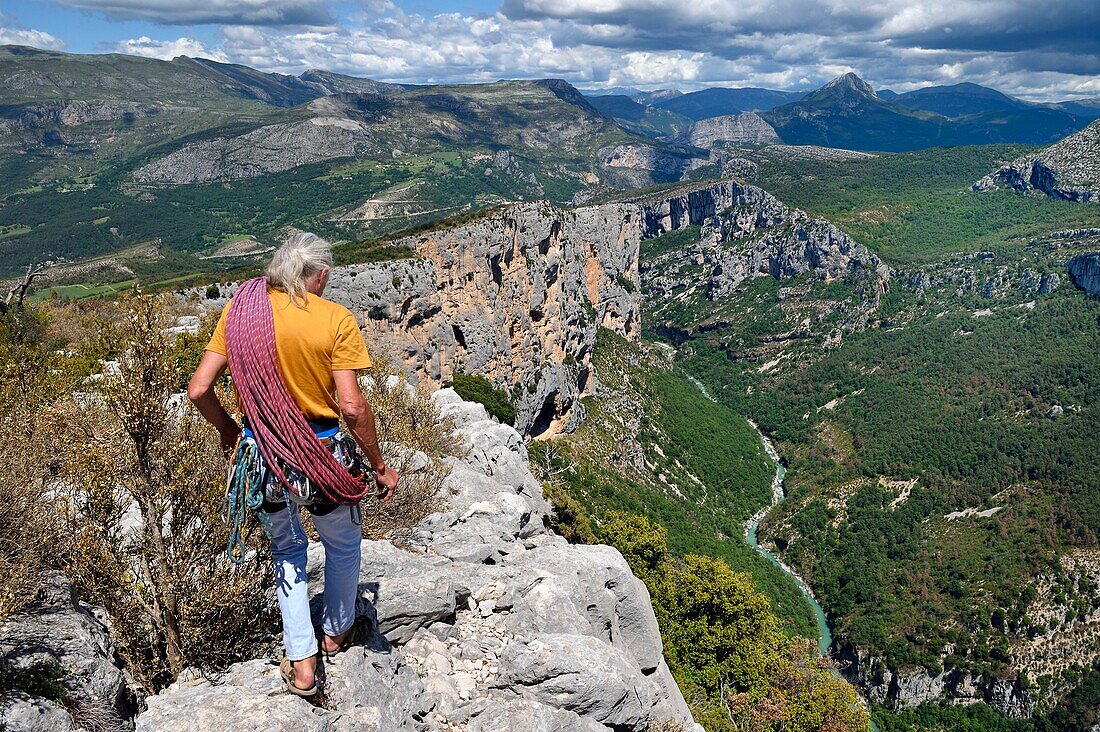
[641,224,702,259]
[31,279,139,302]
[452,373,517,426]
[0,225,31,241]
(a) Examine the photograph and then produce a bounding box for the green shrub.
[452,373,517,426]
[0,664,67,703]
[598,511,869,732]
[542,480,597,544]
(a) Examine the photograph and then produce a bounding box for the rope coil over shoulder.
[225,277,370,506]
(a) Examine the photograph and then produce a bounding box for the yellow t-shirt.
[206,288,372,421]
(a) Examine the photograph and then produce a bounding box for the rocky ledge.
[134,388,698,732]
[0,573,141,731]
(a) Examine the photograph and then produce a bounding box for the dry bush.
[0,421,65,619]
[0,306,84,620]
[54,294,274,691]
[647,720,689,732]
[357,352,466,542]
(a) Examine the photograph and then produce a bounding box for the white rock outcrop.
[684,112,780,148]
[135,388,700,732]
[0,574,141,731]
[973,119,1100,203]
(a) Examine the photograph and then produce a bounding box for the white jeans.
[266,503,363,661]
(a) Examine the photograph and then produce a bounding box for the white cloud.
[113,36,228,61]
[32,0,1095,102]
[0,25,67,51]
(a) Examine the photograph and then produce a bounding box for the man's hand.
[219,423,242,456]
[335,370,399,501]
[375,464,400,502]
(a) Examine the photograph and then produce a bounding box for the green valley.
[637,142,1100,728]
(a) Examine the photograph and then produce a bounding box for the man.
[188,232,399,697]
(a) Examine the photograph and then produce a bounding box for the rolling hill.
[0,46,702,284]
[653,87,806,120]
[892,82,1028,117]
[585,94,693,137]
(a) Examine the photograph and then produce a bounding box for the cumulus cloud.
[496,0,1100,98]
[0,16,67,50]
[54,0,333,27]
[216,6,611,84]
[113,36,229,61]
[19,0,1100,101]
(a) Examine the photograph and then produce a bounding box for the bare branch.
[2,263,48,314]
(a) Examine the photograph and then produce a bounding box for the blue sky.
[1,0,1098,100]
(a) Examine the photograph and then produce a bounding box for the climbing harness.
[224,423,375,564]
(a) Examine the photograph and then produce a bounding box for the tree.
[598,511,871,732]
[0,263,47,315]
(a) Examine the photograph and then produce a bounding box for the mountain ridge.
[761,72,1091,151]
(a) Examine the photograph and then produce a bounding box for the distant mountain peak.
[822,72,877,98]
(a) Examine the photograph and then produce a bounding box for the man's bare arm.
[334,369,399,498]
[187,351,240,452]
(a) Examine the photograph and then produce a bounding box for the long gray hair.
[265,231,333,305]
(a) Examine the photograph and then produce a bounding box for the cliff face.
[834,638,1038,718]
[684,112,780,148]
[1067,252,1100,295]
[134,389,699,732]
[973,119,1100,203]
[638,180,889,335]
[0,100,161,135]
[327,201,642,437]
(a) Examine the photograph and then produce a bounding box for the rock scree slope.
[132,387,699,732]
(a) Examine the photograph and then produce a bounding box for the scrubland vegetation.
[0,293,458,693]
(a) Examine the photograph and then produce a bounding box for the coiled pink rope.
[225,277,369,505]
